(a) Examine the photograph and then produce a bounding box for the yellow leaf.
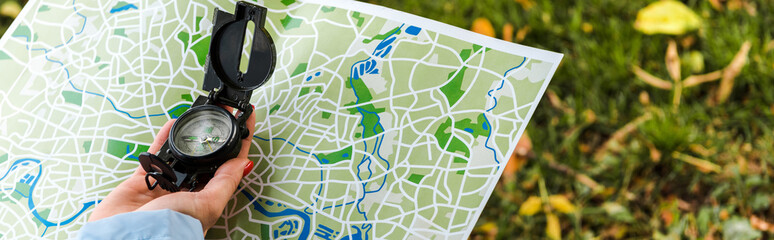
[683,70,722,87]
[582,22,593,33]
[475,222,499,237]
[688,144,715,157]
[518,196,542,216]
[632,65,673,90]
[576,174,603,193]
[750,215,774,233]
[546,89,574,114]
[634,0,702,35]
[727,0,742,10]
[582,109,597,124]
[708,0,724,10]
[737,156,748,174]
[549,195,576,214]
[717,41,751,104]
[0,1,22,18]
[514,0,534,10]
[672,152,721,173]
[719,209,729,221]
[515,25,530,43]
[502,23,514,42]
[504,133,531,179]
[471,18,495,38]
[546,213,561,240]
[593,112,652,162]
[666,40,681,82]
[639,91,651,106]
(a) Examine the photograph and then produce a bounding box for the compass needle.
[183,136,199,142]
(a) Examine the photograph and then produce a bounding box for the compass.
[170,106,235,158]
[138,1,275,192]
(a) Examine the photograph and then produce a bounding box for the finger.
[90,171,172,221]
[133,119,175,176]
[135,157,247,231]
[238,105,256,159]
[149,119,176,153]
[218,104,235,115]
[199,158,250,208]
[246,105,256,134]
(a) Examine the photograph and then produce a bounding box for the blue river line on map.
[0,158,100,236]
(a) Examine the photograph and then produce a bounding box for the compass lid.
[203,2,276,92]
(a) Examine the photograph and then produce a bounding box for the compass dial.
[171,108,233,157]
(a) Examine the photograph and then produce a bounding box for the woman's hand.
[88,107,255,234]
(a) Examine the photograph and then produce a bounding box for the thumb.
[199,158,251,207]
[193,158,251,231]
[134,158,252,233]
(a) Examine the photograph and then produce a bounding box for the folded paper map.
[0,0,562,238]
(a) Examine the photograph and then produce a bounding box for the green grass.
[3,0,773,238]
[0,0,22,37]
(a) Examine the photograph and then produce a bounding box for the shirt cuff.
[78,209,204,240]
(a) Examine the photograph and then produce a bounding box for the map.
[0,0,561,238]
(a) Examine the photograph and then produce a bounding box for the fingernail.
[242,161,254,178]
[251,104,255,109]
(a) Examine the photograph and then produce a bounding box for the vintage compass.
[139,1,275,192]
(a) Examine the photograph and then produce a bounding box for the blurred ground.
[0,0,23,35]
[366,0,772,239]
[3,0,774,239]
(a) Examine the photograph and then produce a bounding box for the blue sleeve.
[77,209,204,240]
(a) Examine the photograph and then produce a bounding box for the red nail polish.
[242,161,254,177]
[251,104,255,109]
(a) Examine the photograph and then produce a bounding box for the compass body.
[138,1,275,192]
[169,105,240,166]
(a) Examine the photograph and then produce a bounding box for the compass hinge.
[207,87,253,134]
